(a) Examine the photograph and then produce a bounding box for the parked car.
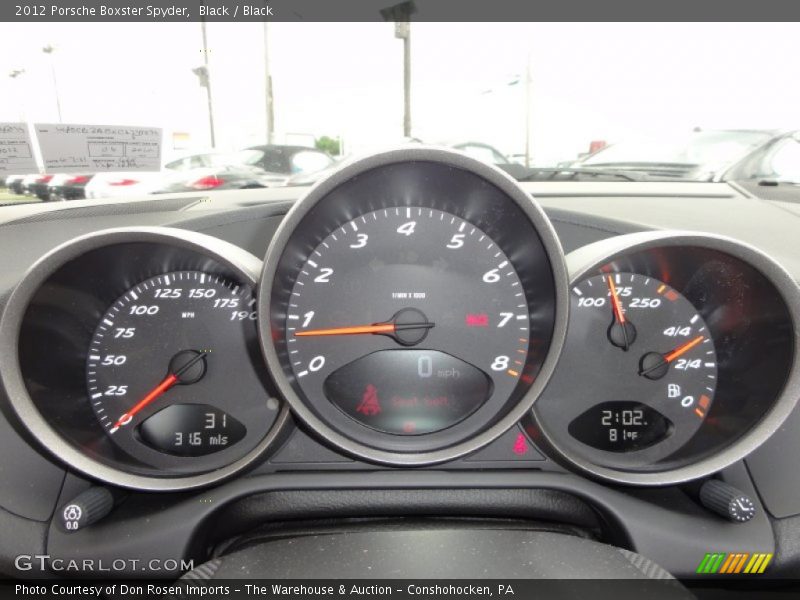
[150,165,277,194]
[84,171,165,199]
[722,130,800,202]
[3,174,26,195]
[45,173,94,201]
[285,140,523,186]
[575,129,779,180]
[20,173,54,201]
[244,145,335,178]
[448,141,532,180]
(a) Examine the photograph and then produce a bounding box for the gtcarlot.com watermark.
[15,554,194,573]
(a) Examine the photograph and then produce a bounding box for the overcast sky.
[0,22,798,163]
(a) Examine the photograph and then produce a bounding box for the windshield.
[581,131,774,175]
[1,22,799,204]
[581,131,774,172]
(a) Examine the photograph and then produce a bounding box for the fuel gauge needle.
[639,335,705,379]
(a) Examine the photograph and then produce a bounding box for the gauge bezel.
[0,227,290,491]
[259,146,569,465]
[529,230,800,485]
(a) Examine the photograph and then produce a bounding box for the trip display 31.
[260,148,568,465]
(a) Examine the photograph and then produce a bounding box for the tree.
[315,136,341,156]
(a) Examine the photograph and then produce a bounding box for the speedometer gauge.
[87,271,269,465]
[0,228,289,490]
[260,147,569,465]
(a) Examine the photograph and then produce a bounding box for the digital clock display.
[568,401,673,452]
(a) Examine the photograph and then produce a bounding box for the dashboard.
[1,147,799,582]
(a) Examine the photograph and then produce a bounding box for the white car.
[84,171,167,199]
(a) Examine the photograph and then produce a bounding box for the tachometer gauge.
[286,207,527,437]
[260,148,568,465]
[567,272,718,453]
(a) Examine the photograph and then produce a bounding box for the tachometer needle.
[296,323,399,337]
[295,308,435,347]
[109,350,208,433]
[639,335,705,379]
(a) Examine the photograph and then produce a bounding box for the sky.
[0,22,798,165]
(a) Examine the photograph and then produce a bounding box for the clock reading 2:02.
[259,148,569,465]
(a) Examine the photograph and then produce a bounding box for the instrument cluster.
[0,148,798,490]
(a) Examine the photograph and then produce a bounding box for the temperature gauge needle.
[109,350,208,433]
[605,275,636,350]
[295,308,434,347]
[639,335,705,380]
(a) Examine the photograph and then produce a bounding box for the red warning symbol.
[356,384,381,416]
[512,432,529,456]
[465,313,489,327]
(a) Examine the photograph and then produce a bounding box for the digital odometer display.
[568,401,673,452]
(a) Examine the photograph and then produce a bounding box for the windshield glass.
[581,131,774,170]
[1,22,799,205]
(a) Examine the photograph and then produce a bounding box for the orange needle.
[606,275,626,324]
[664,335,705,362]
[110,374,178,432]
[109,350,208,433]
[296,323,397,337]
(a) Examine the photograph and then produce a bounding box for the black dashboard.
[1,148,800,584]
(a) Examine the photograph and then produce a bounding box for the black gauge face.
[87,270,279,474]
[262,155,564,462]
[287,208,529,436]
[536,272,718,468]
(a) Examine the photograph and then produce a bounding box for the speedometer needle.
[109,350,208,433]
[639,335,705,379]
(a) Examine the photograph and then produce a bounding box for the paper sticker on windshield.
[34,123,162,172]
[0,123,38,175]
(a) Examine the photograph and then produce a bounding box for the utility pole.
[263,22,274,144]
[523,52,532,168]
[400,22,411,137]
[9,69,26,121]
[380,2,416,138]
[42,45,62,123]
[199,16,216,148]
